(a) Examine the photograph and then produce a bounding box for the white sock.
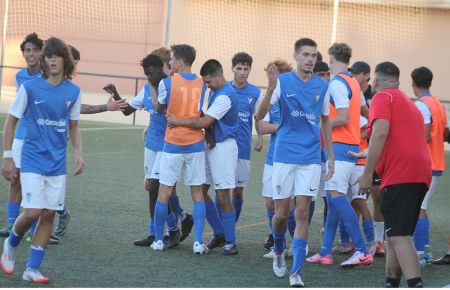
[374,222,385,242]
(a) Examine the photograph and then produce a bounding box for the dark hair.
[200,59,223,77]
[349,61,370,75]
[294,38,317,53]
[20,32,44,52]
[40,37,75,80]
[170,44,196,66]
[69,45,80,61]
[313,61,329,73]
[375,62,400,79]
[317,51,323,62]
[151,47,170,65]
[232,52,253,67]
[328,42,352,64]
[141,54,164,68]
[411,66,433,89]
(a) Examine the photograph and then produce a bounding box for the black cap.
[348,61,370,74]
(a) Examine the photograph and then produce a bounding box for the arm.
[255,65,278,120]
[80,96,129,114]
[258,119,278,135]
[425,123,431,143]
[69,120,84,176]
[321,115,334,181]
[361,104,369,118]
[154,81,166,113]
[167,113,216,130]
[102,84,136,116]
[2,115,19,181]
[331,108,350,128]
[253,117,263,152]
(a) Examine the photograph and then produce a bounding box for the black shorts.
[380,183,428,237]
[372,171,381,186]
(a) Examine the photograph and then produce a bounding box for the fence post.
[0,0,10,103]
[132,78,139,125]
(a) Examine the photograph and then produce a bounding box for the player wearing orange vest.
[411,66,448,268]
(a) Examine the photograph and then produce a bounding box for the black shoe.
[180,214,194,242]
[48,234,60,245]
[206,235,226,249]
[164,233,169,243]
[432,254,450,265]
[166,229,181,249]
[222,243,238,255]
[133,235,155,247]
[264,233,274,250]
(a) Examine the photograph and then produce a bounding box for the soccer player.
[358,61,431,288]
[307,43,373,268]
[168,59,240,255]
[151,44,208,254]
[411,66,448,267]
[313,61,331,81]
[1,37,84,283]
[255,38,334,287]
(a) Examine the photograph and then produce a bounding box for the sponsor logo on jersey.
[37,118,66,127]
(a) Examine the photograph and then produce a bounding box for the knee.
[22,209,42,222]
[295,207,308,223]
[40,210,55,223]
[233,188,243,199]
[274,211,289,224]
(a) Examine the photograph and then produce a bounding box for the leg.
[190,185,206,249]
[0,177,22,237]
[291,196,311,276]
[216,188,236,246]
[232,187,244,222]
[203,185,225,249]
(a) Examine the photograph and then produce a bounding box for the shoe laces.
[224,244,234,251]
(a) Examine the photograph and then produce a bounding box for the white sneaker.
[273,250,287,278]
[22,267,49,284]
[151,240,164,251]
[340,251,374,268]
[193,242,208,255]
[263,248,275,259]
[289,273,305,287]
[1,238,16,275]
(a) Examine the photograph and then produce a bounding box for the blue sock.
[287,208,296,238]
[332,195,368,254]
[425,218,430,247]
[7,202,20,225]
[320,194,339,256]
[339,220,350,244]
[154,201,168,242]
[193,201,206,244]
[414,218,428,252]
[8,230,23,247]
[222,209,236,244]
[362,220,375,243]
[205,201,224,236]
[272,229,286,255]
[148,219,155,236]
[26,245,45,269]
[57,205,68,216]
[291,238,307,275]
[166,212,178,232]
[232,196,244,222]
[214,195,223,223]
[169,196,183,218]
[267,210,274,232]
[29,220,38,237]
[308,200,315,225]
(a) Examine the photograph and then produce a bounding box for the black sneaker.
[432,254,450,265]
[222,243,238,255]
[264,233,274,250]
[166,229,181,249]
[206,234,226,249]
[48,234,60,245]
[133,235,155,247]
[180,213,194,242]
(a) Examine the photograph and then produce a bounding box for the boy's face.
[144,66,163,86]
[45,54,64,76]
[232,63,251,84]
[23,42,41,68]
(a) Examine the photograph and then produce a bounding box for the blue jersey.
[273,72,328,164]
[231,81,261,160]
[265,102,280,166]
[208,82,239,143]
[17,77,81,175]
[14,68,41,140]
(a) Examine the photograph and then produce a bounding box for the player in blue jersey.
[255,38,334,287]
[1,37,83,283]
[168,59,240,255]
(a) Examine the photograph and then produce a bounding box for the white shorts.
[325,160,356,194]
[150,151,162,180]
[262,164,273,198]
[235,159,251,188]
[144,148,157,179]
[205,138,238,190]
[318,162,328,198]
[12,138,23,169]
[348,165,367,200]
[421,176,439,210]
[159,151,206,186]
[20,172,66,210]
[272,162,321,200]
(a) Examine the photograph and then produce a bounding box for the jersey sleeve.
[9,85,28,119]
[205,94,232,120]
[69,92,82,120]
[326,80,350,109]
[415,101,431,124]
[269,79,281,105]
[322,91,330,116]
[128,86,146,110]
[157,79,168,105]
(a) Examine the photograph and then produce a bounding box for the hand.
[166,113,178,128]
[323,159,334,181]
[357,173,373,195]
[266,64,278,90]
[348,148,368,159]
[106,95,128,112]
[254,135,263,152]
[2,158,18,181]
[73,152,84,176]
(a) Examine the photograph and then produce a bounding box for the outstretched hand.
[106,95,128,111]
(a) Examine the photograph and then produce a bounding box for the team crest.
[66,100,71,108]
[248,97,253,104]
[315,94,320,102]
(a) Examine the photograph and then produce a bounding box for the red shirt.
[368,88,431,189]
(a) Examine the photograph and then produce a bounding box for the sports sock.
[169,195,183,218]
[406,277,423,288]
[6,202,20,225]
[166,212,178,232]
[322,197,328,227]
[154,201,168,242]
[267,210,274,232]
[385,277,401,288]
[56,205,68,216]
[148,219,155,236]
[232,196,243,222]
[291,238,307,275]
[8,229,23,247]
[287,208,296,238]
[193,201,206,244]
[413,218,428,253]
[374,221,385,242]
[363,219,375,243]
[29,220,38,237]
[320,194,339,256]
[308,200,315,225]
[222,209,236,244]
[205,200,224,236]
[26,245,45,269]
[272,229,286,255]
[338,220,350,244]
[332,195,368,254]
[214,195,223,223]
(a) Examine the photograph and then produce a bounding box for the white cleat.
[290,273,305,287]
[193,242,208,255]
[273,250,287,278]
[22,267,49,284]
[263,248,276,259]
[1,238,16,275]
[340,251,374,269]
[150,240,164,251]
